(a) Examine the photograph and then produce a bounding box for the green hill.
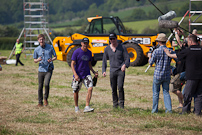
[49,0,190,31]
[52,16,191,35]
[110,0,186,20]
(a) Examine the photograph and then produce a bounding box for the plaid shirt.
[149,45,175,80]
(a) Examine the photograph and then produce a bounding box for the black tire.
[66,46,80,67]
[124,43,144,66]
[91,57,97,67]
[140,56,149,66]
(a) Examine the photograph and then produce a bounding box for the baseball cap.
[82,38,89,43]
[109,33,117,39]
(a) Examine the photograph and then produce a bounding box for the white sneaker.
[83,106,94,113]
[75,106,80,113]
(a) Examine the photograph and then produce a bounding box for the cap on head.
[109,33,117,39]
[155,33,167,42]
[82,37,89,43]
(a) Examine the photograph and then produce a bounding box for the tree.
[131,9,147,21]
[0,25,19,37]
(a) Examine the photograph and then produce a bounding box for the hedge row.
[0,37,38,50]
[0,37,18,50]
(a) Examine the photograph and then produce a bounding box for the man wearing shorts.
[170,69,186,108]
[71,37,98,113]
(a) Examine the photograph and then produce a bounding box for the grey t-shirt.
[102,44,130,73]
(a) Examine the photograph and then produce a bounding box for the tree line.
[0,0,190,25]
[1,0,202,37]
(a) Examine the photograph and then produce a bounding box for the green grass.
[111,0,187,19]
[52,26,81,32]
[0,126,31,135]
[49,96,74,108]
[49,0,186,29]
[16,112,55,124]
[49,19,83,28]
[1,50,202,135]
[130,97,149,103]
[50,0,189,34]
[141,120,202,131]
[51,16,193,34]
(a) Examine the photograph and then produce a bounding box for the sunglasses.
[110,38,116,40]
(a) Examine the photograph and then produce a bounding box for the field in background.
[50,0,186,30]
[111,0,185,20]
[52,16,189,34]
[0,50,201,135]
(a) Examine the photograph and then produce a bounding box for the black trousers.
[38,71,52,104]
[110,70,125,108]
[182,79,202,115]
[15,53,24,66]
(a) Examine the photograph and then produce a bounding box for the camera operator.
[147,41,160,63]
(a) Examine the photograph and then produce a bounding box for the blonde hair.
[37,34,45,39]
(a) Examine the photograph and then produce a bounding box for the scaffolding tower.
[23,0,51,56]
[8,0,52,59]
[189,0,202,32]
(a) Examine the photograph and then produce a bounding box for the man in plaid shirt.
[149,33,176,113]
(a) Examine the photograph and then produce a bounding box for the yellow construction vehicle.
[52,16,172,66]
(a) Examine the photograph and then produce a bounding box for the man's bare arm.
[164,48,177,58]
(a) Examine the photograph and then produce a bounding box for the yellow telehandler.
[52,16,172,66]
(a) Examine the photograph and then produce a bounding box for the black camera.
[48,64,53,72]
[149,42,159,53]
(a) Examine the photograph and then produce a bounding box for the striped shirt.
[149,45,176,80]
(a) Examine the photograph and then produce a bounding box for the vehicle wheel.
[141,56,149,66]
[66,46,80,67]
[91,57,97,66]
[124,43,144,66]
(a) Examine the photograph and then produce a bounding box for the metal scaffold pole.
[22,0,51,58]
[189,0,202,33]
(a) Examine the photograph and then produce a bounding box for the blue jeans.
[152,78,172,113]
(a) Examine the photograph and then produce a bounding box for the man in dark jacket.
[102,33,130,109]
[164,34,202,116]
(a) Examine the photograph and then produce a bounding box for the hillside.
[1,0,202,38]
[51,16,194,36]
[0,0,190,26]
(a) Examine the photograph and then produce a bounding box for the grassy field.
[0,50,202,135]
[52,16,189,34]
[50,0,187,31]
[111,0,186,20]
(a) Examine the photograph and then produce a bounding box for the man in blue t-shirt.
[71,37,98,113]
[33,34,57,107]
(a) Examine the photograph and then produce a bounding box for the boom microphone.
[158,11,177,21]
[159,20,178,29]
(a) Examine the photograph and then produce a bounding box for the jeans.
[110,70,125,108]
[152,78,172,113]
[38,71,52,104]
